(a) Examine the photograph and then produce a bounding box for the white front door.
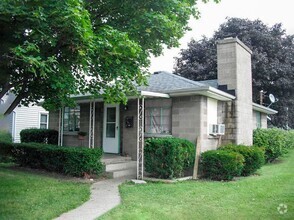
[103,104,120,153]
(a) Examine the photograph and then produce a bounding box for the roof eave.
[253,103,278,115]
[168,86,235,101]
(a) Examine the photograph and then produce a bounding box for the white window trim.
[39,112,49,129]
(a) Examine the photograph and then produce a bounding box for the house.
[48,38,277,178]
[0,93,49,142]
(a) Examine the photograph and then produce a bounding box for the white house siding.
[13,105,48,142]
[0,94,48,143]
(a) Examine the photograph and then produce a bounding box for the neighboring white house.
[0,93,49,142]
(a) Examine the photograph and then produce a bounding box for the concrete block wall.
[120,100,138,159]
[217,38,253,145]
[171,95,217,152]
[218,101,238,145]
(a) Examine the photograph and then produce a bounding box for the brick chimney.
[217,37,253,145]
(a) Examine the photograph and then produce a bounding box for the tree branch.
[0,82,12,99]
[4,92,28,116]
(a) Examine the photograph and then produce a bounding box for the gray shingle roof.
[138,71,208,92]
[198,79,218,88]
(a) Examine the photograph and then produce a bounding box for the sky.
[149,0,294,73]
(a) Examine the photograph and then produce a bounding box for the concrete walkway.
[55,178,127,220]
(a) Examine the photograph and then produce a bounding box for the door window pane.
[106,123,115,138]
[106,107,116,138]
[107,107,116,122]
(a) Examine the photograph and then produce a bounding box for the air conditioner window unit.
[209,124,225,135]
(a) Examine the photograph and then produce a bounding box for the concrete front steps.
[102,155,136,179]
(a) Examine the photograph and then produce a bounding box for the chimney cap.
[217,37,252,54]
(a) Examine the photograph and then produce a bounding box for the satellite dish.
[269,94,276,103]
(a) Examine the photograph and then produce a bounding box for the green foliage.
[253,128,288,162]
[20,128,58,145]
[0,0,219,115]
[201,150,244,181]
[0,130,12,143]
[0,130,13,162]
[0,141,103,177]
[285,130,294,149]
[174,17,294,129]
[219,144,265,176]
[144,137,195,179]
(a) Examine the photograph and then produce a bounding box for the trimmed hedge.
[219,144,265,176]
[253,128,287,162]
[0,141,103,177]
[0,130,12,143]
[20,128,58,145]
[201,150,244,181]
[0,130,13,162]
[285,130,294,149]
[144,137,195,179]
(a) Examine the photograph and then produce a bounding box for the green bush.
[201,150,244,181]
[0,141,103,177]
[144,137,195,179]
[0,130,12,143]
[253,128,287,162]
[0,130,13,162]
[219,144,265,176]
[20,128,58,145]
[285,130,294,149]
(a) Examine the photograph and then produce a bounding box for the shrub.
[0,130,12,143]
[0,130,13,162]
[219,144,265,176]
[144,137,195,179]
[253,128,287,162]
[0,141,103,177]
[20,128,58,145]
[285,130,294,149]
[201,150,244,181]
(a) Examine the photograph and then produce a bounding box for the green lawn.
[0,164,90,220]
[100,150,294,220]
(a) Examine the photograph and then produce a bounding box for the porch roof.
[253,103,278,115]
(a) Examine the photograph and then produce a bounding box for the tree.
[0,0,220,115]
[174,18,294,129]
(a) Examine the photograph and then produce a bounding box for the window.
[256,112,262,128]
[63,106,80,132]
[145,107,171,134]
[40,113,48,129]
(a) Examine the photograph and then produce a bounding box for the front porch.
[53,91,170,180]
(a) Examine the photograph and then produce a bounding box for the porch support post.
[137,97,145,180]
[88,101,95,148]
[58,108,64,146]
